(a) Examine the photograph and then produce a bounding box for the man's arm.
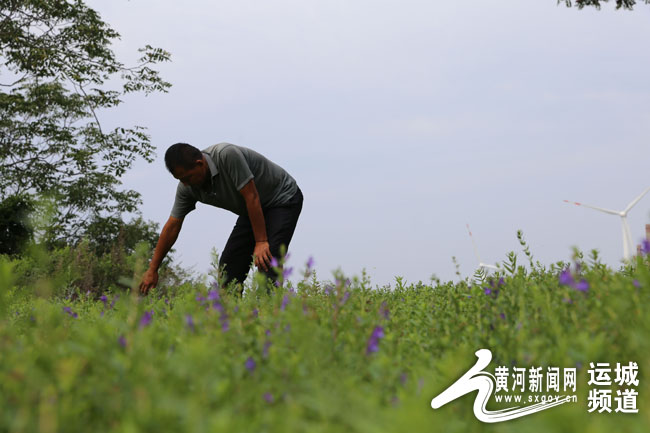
[239,179,272,272]
[139,215,184,295]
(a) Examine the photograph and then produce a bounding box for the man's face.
[172,159,208,187]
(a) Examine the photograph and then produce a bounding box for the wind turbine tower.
[466,224,498,271]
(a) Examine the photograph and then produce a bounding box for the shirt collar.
[203,152,218,177]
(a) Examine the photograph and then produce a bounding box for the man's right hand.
[139,216,183,295]
[139,268,159,295]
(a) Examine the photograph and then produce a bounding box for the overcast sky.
[87,0,650,288]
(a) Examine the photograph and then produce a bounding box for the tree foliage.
[0,194,34,255]
[0,0,171,247]
[559,0,650,9]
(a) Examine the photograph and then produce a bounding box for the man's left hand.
[253,241,272,272]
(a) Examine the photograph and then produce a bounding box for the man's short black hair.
[165,143,202,173]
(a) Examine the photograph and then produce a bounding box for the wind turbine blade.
[563,200,620,216]
[622,216,634,260]
[624,186,650,213]
[621,217,630,260]
[466,224,483,263]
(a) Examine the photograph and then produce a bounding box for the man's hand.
[240,179,272,272]
[139,268,159,295]
[253,241,272,272]
[138,216,183,296]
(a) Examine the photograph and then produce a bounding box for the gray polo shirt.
[170,143,298,218]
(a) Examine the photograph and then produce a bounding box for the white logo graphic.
[431,349,571,423]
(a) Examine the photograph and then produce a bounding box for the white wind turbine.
[466,224,498,271]
[564,186,650,261]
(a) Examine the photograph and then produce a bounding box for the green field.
[1,248,649,433]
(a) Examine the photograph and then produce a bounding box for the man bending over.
[138,142,302,295]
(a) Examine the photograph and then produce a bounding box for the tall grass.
[0,239,648,432]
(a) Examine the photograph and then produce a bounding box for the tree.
[0,194,34,255]
[0,0,170,247]
[559,0,650,9]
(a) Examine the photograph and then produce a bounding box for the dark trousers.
[219,187,303,292]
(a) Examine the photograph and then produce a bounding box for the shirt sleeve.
[220,145,255,191]
[170,182,197,219]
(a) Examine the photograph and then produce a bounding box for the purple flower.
[400,372,408,385]
[62,306,78,318]
[139,310,154,328]
[245,356,256,373]
[304,256,315,278]
[366,326,385,355]
[560,267,590,292]
[265,329,271,337]
[212,301,224,313]
[281,294,290,311]
[185,314,195,331]
[574,279,589,292]
[499,313,506,320]
[638,239,650,254]
[417,378,425,393]
[340,291,350,306]
[574,261,582,274]
[208,289,220,301]
[324,285,333,295]
[100,295,108,307]
[263,341,271,358]
[559,268,574,286]
[110,295,119,309]
[282,266,293,280]
[252,308,259,318]
[633,279,641,288]
[209,299,228,331]
[483,287,492,296]
[380,301,390,320]
[118,335,127,348]
[498,277,505,287]
[263,392,274,403]
[270,256,279,268]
